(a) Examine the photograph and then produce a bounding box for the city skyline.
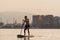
[0,14,60,29]
[0,13,60,24]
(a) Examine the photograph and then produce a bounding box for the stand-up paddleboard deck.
[17,35,34,38]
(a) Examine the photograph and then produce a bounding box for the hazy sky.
[0,0,60,23]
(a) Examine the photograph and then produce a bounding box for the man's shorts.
[24,24,30,30]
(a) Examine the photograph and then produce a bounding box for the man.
[22,16,30,36]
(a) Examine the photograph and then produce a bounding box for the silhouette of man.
[22,16,30,36]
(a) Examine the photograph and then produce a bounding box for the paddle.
[17,24,25,38]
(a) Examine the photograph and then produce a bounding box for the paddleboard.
[17,35,34,38]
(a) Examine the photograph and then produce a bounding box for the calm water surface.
[0,29,60,40]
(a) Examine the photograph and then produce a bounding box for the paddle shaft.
[20,28,22,35]
[20,25,24,35]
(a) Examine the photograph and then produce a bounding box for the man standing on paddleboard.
[22,16,30,36]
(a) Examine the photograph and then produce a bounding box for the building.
[54,16,60,25]
[32,15,55,28]
[32,15,40,28]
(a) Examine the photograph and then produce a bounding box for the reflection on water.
[17,37,30,40]
[24,37,30,40]
[0,29,60,40]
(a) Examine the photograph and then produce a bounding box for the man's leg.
[24,29,26,36]
[28,28,30,36]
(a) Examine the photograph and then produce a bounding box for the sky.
[0,0,60,24]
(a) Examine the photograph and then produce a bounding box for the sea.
[0,29,60,40]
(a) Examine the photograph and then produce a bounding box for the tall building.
[32,15,54,28]
[32,15,40,28]
[54,16,60,25]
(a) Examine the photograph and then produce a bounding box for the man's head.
[24,16,27,19]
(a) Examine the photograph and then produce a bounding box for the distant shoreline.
[0,28,60,29]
